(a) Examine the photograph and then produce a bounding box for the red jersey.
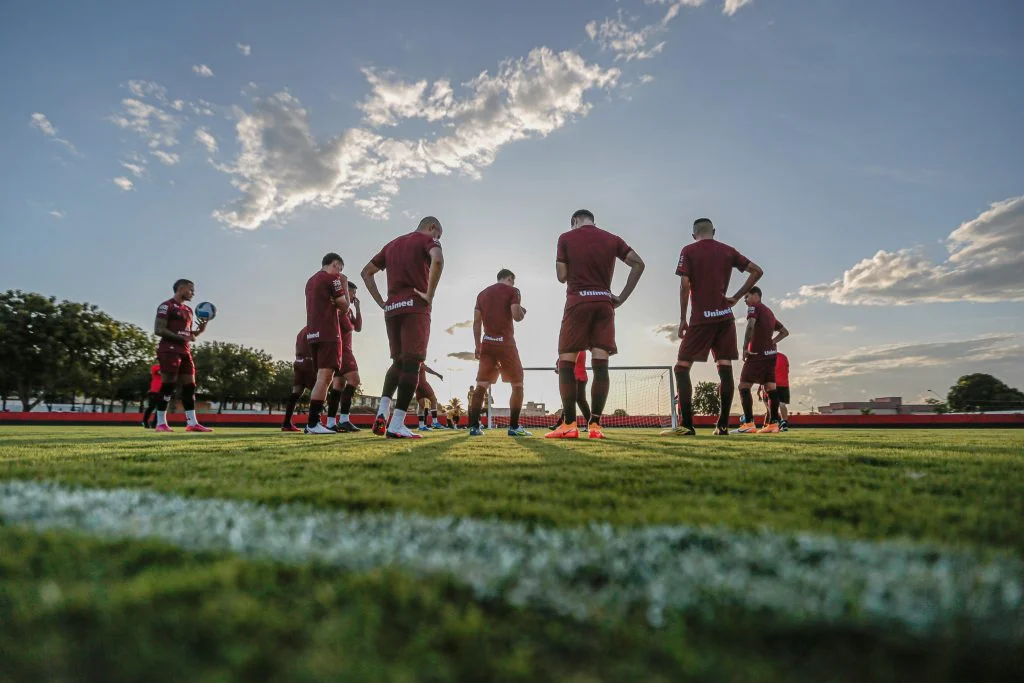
[370,231,441,318]
[676,239,751,327]
[295,326,311,358]
[156,298,193,354]
[475,282,521,347]
[556,225,632,310]
[574,351,588,382]
[305,270,344,343]
[775,352,790,387]
[148,364,162,393]
[746,302,783,354]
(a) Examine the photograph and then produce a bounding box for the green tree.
[924,397,948,415]
[263,360,297,413]
[193,342,275,413]
[947,374,1024,413]
[612,408,628,417]
[692,381,720,416]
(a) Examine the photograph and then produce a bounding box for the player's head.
[322,252,344,275]
[348,281,358,295]
[570,209,595,229]
[496,268,515,286]
[692,218,715,240]
[172,279,195,300]
[745,286,762,306]
[418,216,443,240]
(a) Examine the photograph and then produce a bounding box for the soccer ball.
[195,301,217,321]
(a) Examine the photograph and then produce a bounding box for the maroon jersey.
[676,240,751,326]
[475,283,521,347]
[156,298,193,354]
[339,306,362,334]
[370,231,441,318]
[555,225,632,310]
[295,326,311,358]
[746,302,783,354]
[305,270,344,343]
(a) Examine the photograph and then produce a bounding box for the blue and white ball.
[195,301,217,321]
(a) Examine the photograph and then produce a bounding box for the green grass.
[1,426,1023,681]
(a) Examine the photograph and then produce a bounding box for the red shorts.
[340,332,358,375]
[740,353,777,385]
[386,313,430,361]
[292,357,316,390]
[558,302,616,355]
[678,320,738,363]
[477,345,524,384]
[157,350,195,380]
[415,380,436,401]
[310,341,341,372]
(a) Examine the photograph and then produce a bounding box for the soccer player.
[152,279,212,432]
[737,287,789,433]
[361,216,444,439]
[416,364,445,430]
[775,351,791,431]
[141,362,162,428]
[304,253,350,434]
[546,209,645,439]
[469,269,529,437]
[281,325,317,431]
[662,218,763,437]
[326,281,363,432]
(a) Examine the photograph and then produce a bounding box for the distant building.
[817,396,933,416]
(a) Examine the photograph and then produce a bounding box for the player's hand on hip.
[725,295,740,307]
[610,294,623,308]
[475,346,481,360]
[743,350,750,362]
[413,289,432,305]
[678,321,688,338]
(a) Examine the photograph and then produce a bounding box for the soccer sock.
[388,408,408,432]
[509,386,524,429]
[180,384,197,426]
[326,388,341,426]
[155,382,174,425]
[307,400,324,428]
[339,385,356,422]
[768,389,781,424]
[717,365,735,430]
[468,386,486,429]
[558,361,577,426]
[392,360,420,430]
[381,362,401,401]
[419,406,427,427]
[739,387,754,423]
[575,381,592,424]
[431,409,439,425]
[675,366,693,430]
[377,397,391,419]
[283,392,300,426]
[590,359,609,426]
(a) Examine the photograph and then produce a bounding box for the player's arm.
[331,276,350,315]
[511,302,526,322]
[773,321,789,346]
[678,275,691,336]
[154,314,190,343]
[360,261,387,310]
[473,308,483,359]
[612,250,645,308]
[414,247,444,304]
[726,262,763,306]
[352,300,363,332]
[555,261,568,284]
[191,318,209,338]
[423,364,444,381]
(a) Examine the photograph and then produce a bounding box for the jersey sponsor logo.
[482,335,504,343]
[306,330,321,341]
[747,306,757,317]
[704,308,733,319]
[577,289,611,297]
[385,298,415,312]
[331,279,343,292]
[158,303,169,313]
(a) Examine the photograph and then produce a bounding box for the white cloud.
[639,74,656,84]
[785,196,1024,308]
[213,47,619,228]
[237,43,251,56]
[193,64,215,77]
[120,160,147,178]
[151,150,180,165]
[110,97,182,149]
[194,128,218,153]
[723,0,755,15]
[113,177,134,191]
[840,325,858,333]
[652,322,680,343]
[29,112,79,155]
[586,12,666,62]
[49,210,65,219]
[445,320,473,335]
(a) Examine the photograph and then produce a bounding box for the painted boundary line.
[1,480,1021,640]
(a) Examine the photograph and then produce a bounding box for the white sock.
[339,414,349,423]
[326,416,337,428]
[388,408,407,432]
[377,397,392,418]
[156,410,167,426]
[185,410,197,426]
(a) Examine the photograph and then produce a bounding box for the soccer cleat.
[305,423,335,435]
[507,426,532,437]
[186,424,213,433]
[712,427,730,436]
[659,426,695,437]
[154,424,173,433]
[587,423,606,439]
[779,420,789,432]
[736,421,758,434]
[141,421,150,429]
[386,425,422,439]
[469,426,484,436]
[336,421,361,433]
[544,422,579,439]
[281,424,302,432]
[418,424,433,431]
[371,415,388,436]
[432,422,444,429]
[758,423,781,434]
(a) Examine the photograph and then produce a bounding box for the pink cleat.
[154,424,173,433]
[185,424,213,433]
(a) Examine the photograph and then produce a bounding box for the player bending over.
[775,351,791,431]
[416,364,445,430]
[281,325,317,431]
[547,209,645,439]
[141,362,162,428]
[326,281,363,432]
[152,279,212,432]
[663,218,762,437]
[362,216,444,439]
[736,286,789,434]
[303,253,349,434]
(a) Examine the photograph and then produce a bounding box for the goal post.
[484,366,677,430]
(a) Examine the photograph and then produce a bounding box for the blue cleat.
[418,424,433,431]
[469,426,484,436]
[507,426,532,437]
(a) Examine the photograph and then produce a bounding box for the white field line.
[1,479,1022,640]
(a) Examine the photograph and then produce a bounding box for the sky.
[2,0,1023,413]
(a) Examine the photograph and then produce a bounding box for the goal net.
[483,366,677,430]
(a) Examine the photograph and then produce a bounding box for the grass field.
[1,426,1022,682]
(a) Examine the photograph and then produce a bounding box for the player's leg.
[759,370,782,432]
[502,349,529,436]
[547,308,587,438]
[430,396,441,428]
[337,370,361,432]
[574,380,591,425]
[386,315,428,438]
[712,321,739,436]
[306,343,339,434]
[179,353,211,432]
[142,392,158,428]
[418,397,430,430]
[468,382,490,436]
[154,353,180,431]
[325,374,344,429]
[282,381,305,431]
[585,303,616,438]
[736,363,758,433]
[373,317,403,436]
[777,386,790,430]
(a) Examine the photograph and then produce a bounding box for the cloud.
[840,325,858,333]
[112,177,134,191]
[639,74,655,84]
[445,320,474,335]
[192,64,215,78]
[652,322,680,343]
[110,97,181,149]
[120,157,147,178]
[194,128,218,153]
[784,196,1024,308]
[29,112,79,155]
[150,150,180,166]
[237,43,251,56]
[447,351,477,362]
[49,210,65,219]
[723,0,754,15]
[213,47,619,228]
[585,11,667,62]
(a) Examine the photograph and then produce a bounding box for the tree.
[924,397,948,415]
[192,342,275,412]
[692,381,720,416]
[947,374,1024,413]
[263,360,296,413]
[612,408,628,417]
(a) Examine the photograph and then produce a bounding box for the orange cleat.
[544,421,579,439]
[587,423,606,439]
[736,421,758,433]
[758,423,780,434]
